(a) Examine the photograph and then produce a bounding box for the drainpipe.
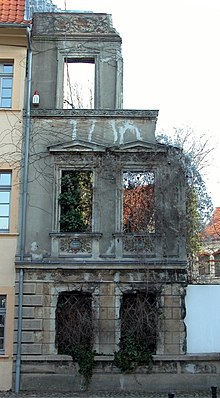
[15,25,32,394]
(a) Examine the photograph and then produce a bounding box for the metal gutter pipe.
[15,24,32,394]
[0,23,29,28]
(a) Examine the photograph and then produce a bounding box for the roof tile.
[202,207,220,241]
[0,0,28,24]
[0,0,61,23]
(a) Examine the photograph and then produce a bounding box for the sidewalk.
[0,392,213,398]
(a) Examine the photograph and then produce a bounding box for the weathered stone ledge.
[18,353,220,362]
[29,109,159,119]
[15,261,187,269]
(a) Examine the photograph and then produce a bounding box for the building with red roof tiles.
[196,208,220,278]
[0,0,60,392]
[0,0,60,25]
[0,2,28,392]
[202,207,220,241]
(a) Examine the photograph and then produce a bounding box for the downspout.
[15,24,32,394]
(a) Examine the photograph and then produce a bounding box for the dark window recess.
[56,291,93,355]
[123,171,155,233]
[59,170,93,232]
[0,295,6,353]
[120,291,158,353]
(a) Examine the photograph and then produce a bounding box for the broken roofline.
[32,12,120,37]
[25,0,61,20]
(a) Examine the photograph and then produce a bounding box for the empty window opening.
[123,171,155,233]
[59,170,93,233]
[214,252,220,277]
[0,295,6,354]
[0,63,13,108]
[63,58,95,109]
[120,291,158,353]
[0,172,12,232]
[56,291,93,355]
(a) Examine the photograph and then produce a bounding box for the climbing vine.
[114,290,159,373]
[71,344,96,388]
[56,291,95,387]
[114,331,153,373]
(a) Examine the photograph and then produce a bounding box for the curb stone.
[0,392,212,398]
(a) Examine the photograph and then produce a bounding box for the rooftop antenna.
[64,0,67,10]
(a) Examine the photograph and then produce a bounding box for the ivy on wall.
[59,170,92,232]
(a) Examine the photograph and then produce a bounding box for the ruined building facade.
[14,12,191,391]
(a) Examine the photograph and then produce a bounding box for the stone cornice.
[15,260,187,269]
[29,109,159,119]
[20,353,220,362]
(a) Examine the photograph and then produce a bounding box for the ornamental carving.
[59,236,92,254]
[54,15,116,34]
[33,14,119,36]
[122,234,155,256]
[55,153,101,166]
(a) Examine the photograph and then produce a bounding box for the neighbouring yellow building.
[0,1,28,390]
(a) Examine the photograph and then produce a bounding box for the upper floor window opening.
[123,171,155,233]
[63,58,95,109]
[0,172,12,232]
[59,170,93,233]
[0,295,6,354]
[0,63,13,108]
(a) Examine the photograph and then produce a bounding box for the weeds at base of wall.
[71,344,96,389]
[113,331,154,373]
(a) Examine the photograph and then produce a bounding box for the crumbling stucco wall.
[14,11,190,392]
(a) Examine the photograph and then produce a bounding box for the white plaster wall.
[185,285,220,353]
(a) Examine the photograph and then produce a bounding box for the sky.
[53,0,220,207]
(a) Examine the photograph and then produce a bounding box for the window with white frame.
[0,63,13,108]
[0,295,6,354]
[0,172,12,232]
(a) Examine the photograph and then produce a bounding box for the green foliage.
[114,331,153,373]
[71,344,96,388]
[186,186,202,258]
[59,171,92,232]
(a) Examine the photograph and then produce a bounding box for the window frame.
[56,51,98,109]
[0,62,13,109]
[55,167,95,233]
[121,169,156,234]
[0,295,6,355]
[63,57,95,109]
[0,171,12,232]
[55,291,93,355]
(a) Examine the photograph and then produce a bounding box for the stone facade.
[14,12,214,392]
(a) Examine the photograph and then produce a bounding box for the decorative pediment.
[109,140,166,152]
[48,140,106,153]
